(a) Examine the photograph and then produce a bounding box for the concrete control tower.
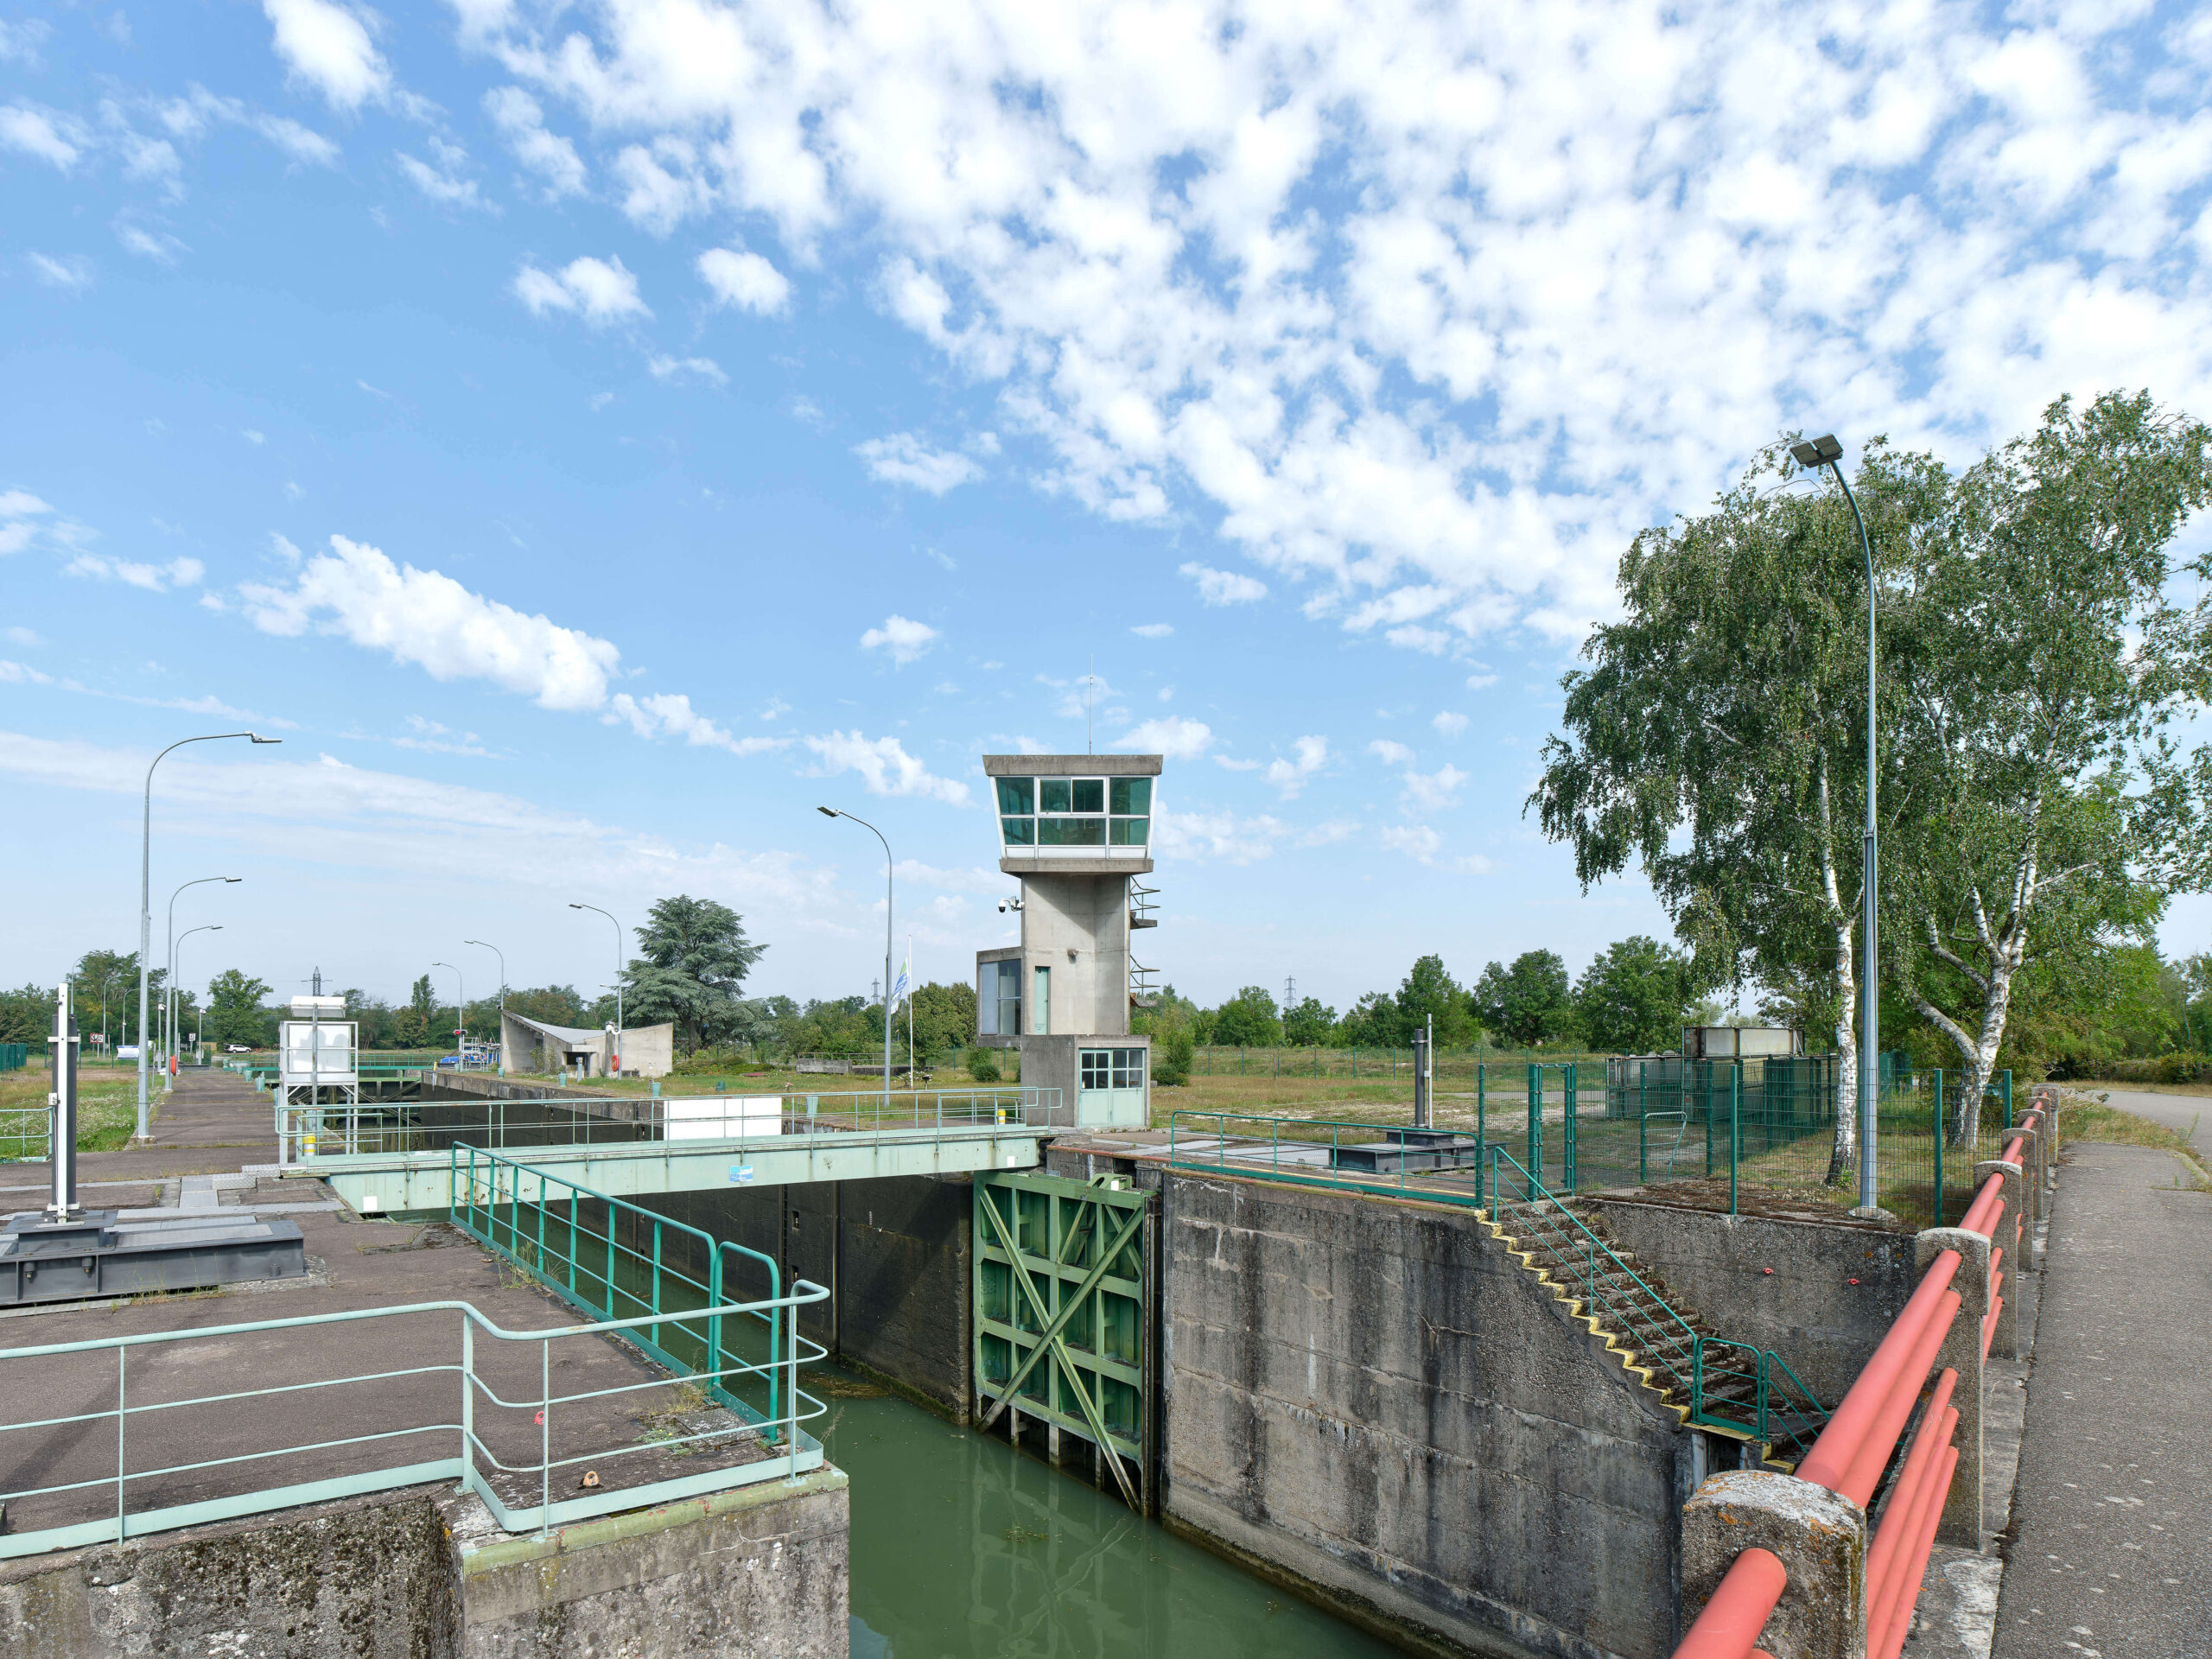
[975,753,1160,1128]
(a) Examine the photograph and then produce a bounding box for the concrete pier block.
[1914,1228,1988,1548]
[1970,1160,2024,1359]
[1681,1470,1866,1659]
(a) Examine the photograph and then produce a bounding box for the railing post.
[1915,1224,1989,1548]
[1971,1157,2024,1360]
[1931,1070,1944,1226]
[116,1344,128,1543]
[1730,1064,1740,1217]
[1681,1472,1868,1659]
[1563,1063,1577,1193]
[1638,1063,1648,1185]
[539,1338,552,1539]
[460,1315,474,1492]
[1527,1064,1541,1179]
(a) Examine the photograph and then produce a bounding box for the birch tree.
[1883,393,2211,1150]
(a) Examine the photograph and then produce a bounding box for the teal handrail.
[448,1143,787,1437]
[0,1287,828,1560]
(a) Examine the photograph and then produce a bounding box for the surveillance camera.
[997,900,1008,913]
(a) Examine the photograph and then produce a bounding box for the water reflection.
[817,1371,1398,1659]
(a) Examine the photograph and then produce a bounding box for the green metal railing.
[448,1144,794,1434]
[281,1086,1059,1165]
[0,1106,48,1163]
[0,1286,828,1561]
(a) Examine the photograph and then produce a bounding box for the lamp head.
[817,806,839,818]
[248,734,282,745]
[224,877,242,883]
[569,902,584,910]
[1789,434,1844,467]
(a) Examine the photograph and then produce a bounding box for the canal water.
[816,1370,1400,1658]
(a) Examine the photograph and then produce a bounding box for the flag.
[891,938,913,1007]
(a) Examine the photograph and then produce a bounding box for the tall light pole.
[430,961,464,1061]
[174,925,219,1071]
[464,939,505,1074]
[165,876,240,1090]
[138,731,281,1140]
[1791,432,1880,1214]
[818,806,893,1116]
[568,905,624,1076]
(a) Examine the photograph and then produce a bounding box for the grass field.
[0,1065,144,1154]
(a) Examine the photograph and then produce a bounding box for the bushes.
[1154,1020,1193,1087]
[965,1046,1001,1083]
[2098,1052,2212,1085]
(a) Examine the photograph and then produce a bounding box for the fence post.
[1704,1061,1714,1178]
[1730,1063,1740,1217]
[1932,1071,1945,1227]
[1563,1063,1577,1192]
[1527,1064,1541,1179]
[1477,1064,1486,1172]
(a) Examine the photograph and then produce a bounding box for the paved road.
[2079,1089,2212,1161]
[1992,1141,2211,1659]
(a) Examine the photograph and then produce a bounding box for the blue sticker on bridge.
[730,1165,754,1183]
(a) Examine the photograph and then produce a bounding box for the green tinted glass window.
[1039,817,1107,846]
[1001,817,1036,845]
[1109,778,1151,815]
[1039,779,1072,813]
[1071,779,1105,813]
[1109,817,1148,846]
[995,778,1033,815]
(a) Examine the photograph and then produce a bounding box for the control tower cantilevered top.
[975,753,1160,1127]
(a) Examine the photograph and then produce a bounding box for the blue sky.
[5,0,2211,1014]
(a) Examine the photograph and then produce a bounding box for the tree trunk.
[1827,916,1859,1186]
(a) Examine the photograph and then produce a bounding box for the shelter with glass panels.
[976,753,1160,1128]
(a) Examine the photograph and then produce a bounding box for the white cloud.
[1130,622,1173,639]
[1265,734,1330,798]
[4,626,41,646]
[397,139,485,208]
[1432,711,1469,737]
[1465,671,1500,691]
[261,0,390,111]
[803,730,969,805]
[1116,716,1213,760]
[1180,563,1268,606]
[512,257,649,326]
[28,253,92,289]
[454,0,2212,656]
[484,86,585,197]
[1368,739,1416,767]
[855,433,982,495]
[0,659,54,684]
[860,614,940,665]
[0,21,50,65]
[1380,824,1443,863]
[645,353,728,386]
[1212,755,1259,772]
[257,116,340,167]
[1454,853,1497,874]
[1154,806,1286,865]
[0,105,79,168]
[892,859,1004,896]
[64,554,203,592]
[1401,764,1469,813]
[116,226,185,264]
[613,138,713,234]
[697,246,791,316]
[607,691,782,755]
[238,534,620,710]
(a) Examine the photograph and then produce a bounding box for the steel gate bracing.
[972,1171,1154,1513]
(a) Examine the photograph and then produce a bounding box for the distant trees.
[205,969,273,1048]
[1282,995,1337,1047]
[1473,951,1574,1048]
[1573,936,1691,1054]
[1211,987,1284,1046]
[620,896,766,1055]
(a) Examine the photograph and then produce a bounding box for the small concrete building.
[499,1009,675,1079]
[975,753,1159,1128]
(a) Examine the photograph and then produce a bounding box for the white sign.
[669,1095,782,1142]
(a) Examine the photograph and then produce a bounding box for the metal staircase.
[1482,1147,1827,1466]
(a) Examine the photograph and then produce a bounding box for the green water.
[817,1373,1400,1659]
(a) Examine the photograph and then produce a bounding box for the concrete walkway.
[1992,1141,2211,1659]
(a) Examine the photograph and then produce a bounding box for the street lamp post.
[1791,432,1881,1214]
[137,732,281,1140]
[464,939,506,1075]
[568,906,624,1077]
[818,807,893,1116]
[174,925,219,1070]
[430,962,465,1064]
[164,876,240,1090]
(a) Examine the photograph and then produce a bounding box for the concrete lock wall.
[1161,1172,1695,1659]
[1581,1198,1917,1407]
[0,1472,849,1658]
[646,1173,975,1420]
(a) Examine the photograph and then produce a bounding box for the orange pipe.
[1798,1251,1961,1495]
[1864,1368,1958,1607]
[1960,1173,2005,1236]
[1981,1296,2003,1359]
[1871,1445,1959,1659]
[1867,1402,1958,1641]
[1835,1288,1961,1507]
[1675,1547,1787,1659]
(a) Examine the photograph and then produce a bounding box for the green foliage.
[1575,936,1691,1054]
[1153,1009,1195,1086]
[966,1046,1002,1083]
[906,981,978,1056]
[0,984,51,1045]
[1211,986,1283,1047]
[1473,951,1575,1048]
[1337,989,1404,1047]
[620,895,766,1054]
[204,969,273,1048]
[1396,954,1479,1046]
[1282,995,1337,1047]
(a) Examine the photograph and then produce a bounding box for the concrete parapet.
[1680,1470,1866,1659]
[1913,1228,1989,1548]
[1970,1160,2024,1359]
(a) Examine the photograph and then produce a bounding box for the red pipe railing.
[1675,1547,1786,1659]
